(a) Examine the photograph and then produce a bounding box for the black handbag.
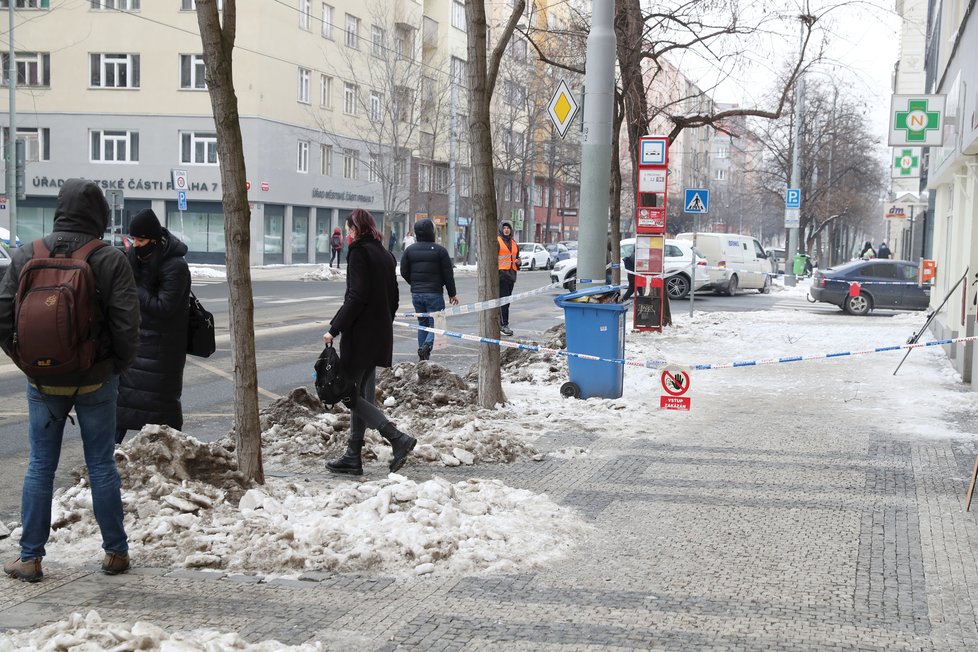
[187,290,216,358]
[314,344,355,407]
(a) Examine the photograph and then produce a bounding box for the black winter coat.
[400,218,457,297]
[117,232,191,431]
[328,236,398,375]
[0,179,139,387]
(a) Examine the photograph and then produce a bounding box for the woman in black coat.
[323,208,416,475]
[116,209,191,443]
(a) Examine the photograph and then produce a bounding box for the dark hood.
[161,228,189,258]
[414,218,436,242]
[53,179,110,237]
[499,221,514,243]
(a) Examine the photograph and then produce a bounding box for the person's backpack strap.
[70,239,108,261]
[32,238,50,259]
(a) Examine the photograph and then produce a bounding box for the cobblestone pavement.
[3,360,978,649]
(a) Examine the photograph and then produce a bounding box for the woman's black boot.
[326,438,364,475]
[379,423,417,472]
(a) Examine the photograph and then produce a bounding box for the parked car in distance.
[809,259,930,315]
[675,232,773,294]
[546,242,571,267]
[517,242,552,270]
[768,247,786,275]
[0,244,10,283]
[550,238,709,299]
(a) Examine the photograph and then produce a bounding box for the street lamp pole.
[785,16,808,287]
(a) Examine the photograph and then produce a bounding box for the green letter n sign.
[894,100,941,143]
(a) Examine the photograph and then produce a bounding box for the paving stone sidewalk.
[3,364,978,649]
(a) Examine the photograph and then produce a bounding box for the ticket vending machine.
[633,136,670,332]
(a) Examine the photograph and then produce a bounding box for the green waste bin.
[793,253,808,277]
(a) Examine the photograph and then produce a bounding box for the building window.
[321,144,332,175]
[434,166,450,193]
[418,163,431,192]
[345,14,360,48]
[90,53,139,88]
[181,0,222,9]
[715,168,726,181]
[504,79,525,107]
[343,149,359,179]
[716,145,729,158]
[368,154,380,182]
[369,90,382,122]
[91,129,138,163]
[371,25,384,57]
[395,26,411,59]
[180,131,218,165]
[297,140,309,173]
[179,54,206,89]
[90,0,139,9]
[451,0,465,29]
[459,169,471,197]
[321,3,333,39]
[0,0,50,8]
[343,82,357,115]
[1,52,50,87]
[450,56,466,86]
[395,156,407,186]
[298,0,310,30]
[3,127,50,161]
[298,67,310,103]
[509,37,527,62]
[394,86,413,123]
[320,74,332,108]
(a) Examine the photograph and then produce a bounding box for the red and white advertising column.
[633,136,670,332]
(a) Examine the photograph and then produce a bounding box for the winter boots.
[380,423,417,472]
[418,344,431,361]
[326,437,364,475]
[3,557,42,582]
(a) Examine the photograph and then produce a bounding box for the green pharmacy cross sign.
[889,95,946,147]
[892,148,920,179]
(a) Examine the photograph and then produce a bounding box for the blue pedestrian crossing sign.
[177,190,187,211]
[786,188,801,209]
[684,188,709,214]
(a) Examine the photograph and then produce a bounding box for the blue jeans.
[20,376,128,560]
[411,292,445,348]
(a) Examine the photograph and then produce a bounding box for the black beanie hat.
[129,209,163,240]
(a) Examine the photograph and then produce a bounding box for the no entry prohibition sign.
[659,366,691,411]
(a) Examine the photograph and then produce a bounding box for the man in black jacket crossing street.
[400,218,459,361]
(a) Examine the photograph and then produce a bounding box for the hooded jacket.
[0,179,140,388]
[116,230,191,431]
[399,218,457,297]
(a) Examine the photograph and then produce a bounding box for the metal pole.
[785,18,806,287]
[689,221,696,316]
[577,0,615,287]
[6,2,16,245]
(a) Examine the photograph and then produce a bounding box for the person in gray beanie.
[115,209,191,444]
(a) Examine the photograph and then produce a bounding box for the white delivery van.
[675,232,773,295]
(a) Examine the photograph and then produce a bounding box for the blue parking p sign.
[177,190,188,211]
[786,189,801,209]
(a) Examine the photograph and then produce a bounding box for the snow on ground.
[188,265,226,280]
[0,610,323,652]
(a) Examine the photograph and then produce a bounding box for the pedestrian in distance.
[323,208,417,476]
[0,179,140,582]
[497,221,520,336]
[877,242,892,259]
[621,252,636,302]
[115,209,191,445]
[388,230,397,253]
[315,227,330,262]
[859,241,876,260]
[329,227,343,268]
[402,230,416,250]
[400,218,459,361]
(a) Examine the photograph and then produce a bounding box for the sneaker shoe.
[499,325,513,336]
[101,552,130,575]
[3,557,43,583]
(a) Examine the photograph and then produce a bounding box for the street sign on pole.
[784,208,800,228]
[171,168,189,191]
[683,189,709,214]
[786,189,801,209]
[177,190,188,212]
[547,80,580,139]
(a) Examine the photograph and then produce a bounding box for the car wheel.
[666,274,691,299]
[759,276,771,294]
[844,293,872,316]
[530,259,536,271]
[726,275,739,296]
[547,258,555,270]
[566,277,577,292]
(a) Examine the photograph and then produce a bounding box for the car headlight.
[554,261,568,271]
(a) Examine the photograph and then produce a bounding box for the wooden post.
[966,454,978,512]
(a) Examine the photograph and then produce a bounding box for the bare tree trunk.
[196,0,263,483]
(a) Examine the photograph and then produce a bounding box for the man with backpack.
[0,179,140,583]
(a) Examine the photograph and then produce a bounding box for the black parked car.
[810,259,930,315]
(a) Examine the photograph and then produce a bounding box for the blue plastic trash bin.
[554,285,627,399]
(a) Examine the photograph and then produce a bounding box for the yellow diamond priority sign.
[547,80,579,139]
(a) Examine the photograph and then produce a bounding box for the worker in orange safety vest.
[497,221,520,336]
